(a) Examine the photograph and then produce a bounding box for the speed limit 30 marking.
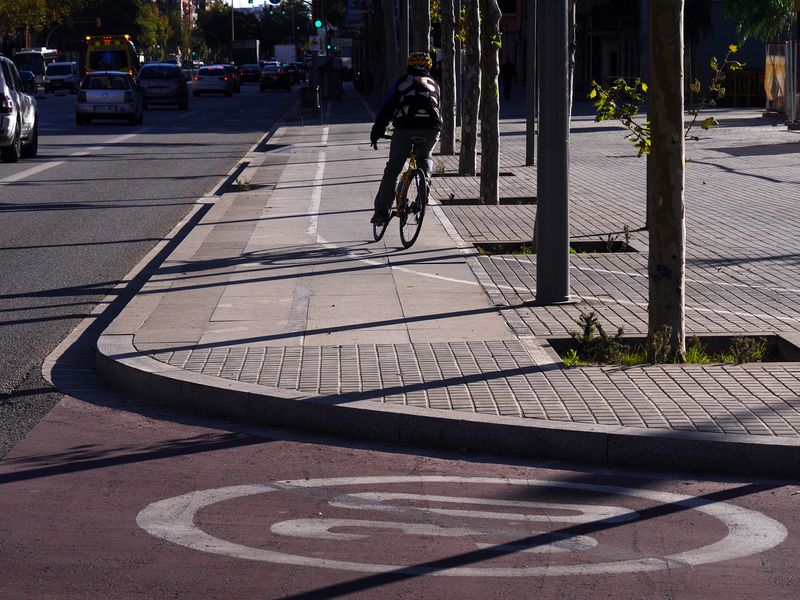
[136,476,787,577]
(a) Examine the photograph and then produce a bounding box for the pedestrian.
[500,55,515,101]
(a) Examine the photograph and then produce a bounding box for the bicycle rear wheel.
[399,169,427,248]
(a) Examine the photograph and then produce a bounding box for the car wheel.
[21,119,38,159]
[0,123,21,163]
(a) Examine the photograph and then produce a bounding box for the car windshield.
[46,64,72,75]
[84,75,130,90]
[139,67,178,80]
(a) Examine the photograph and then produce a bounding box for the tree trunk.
[458,0,480,175]
[568,0,577,116]
[440,0,457,155]
[411,0,431,52]
[383,0,401,93]
[479,0,502,205]
[648,0,686,363]
[525,0,537,167]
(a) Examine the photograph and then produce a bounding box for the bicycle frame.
[394,151,418,219]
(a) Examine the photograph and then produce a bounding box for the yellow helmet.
[407,51,432,70]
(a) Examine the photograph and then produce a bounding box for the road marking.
[137,475,787,577]
[0,161,65,184]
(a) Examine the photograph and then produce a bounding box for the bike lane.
[1,394,798,599]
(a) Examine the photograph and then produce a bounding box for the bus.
[84,35,140,76]
[13,47,59,89]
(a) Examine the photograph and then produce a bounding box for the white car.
[192,65,233,97]
[76,71,143,126]
[0,53,38,162]
[44,61,81,93]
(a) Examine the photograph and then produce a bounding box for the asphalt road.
[0,389,797,599]
[0,83,295,457]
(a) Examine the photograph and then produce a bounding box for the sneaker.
[370,213,390,226]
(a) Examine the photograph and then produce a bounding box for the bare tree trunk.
[440,0,457,155]
[648,0,686,363]
[525,0,537,167]
[383,0,401,92]
[479,0,502,205]
[568,0,577,116]
[411,0,431,52]
[458,0,480,175]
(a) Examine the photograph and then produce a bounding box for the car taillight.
[77,91,86,102]
[193,76,201,81]
[1,94,12,114]
[124,91,133,102]
[222,76,229,80]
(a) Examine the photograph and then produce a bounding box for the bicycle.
[372,135,429,249]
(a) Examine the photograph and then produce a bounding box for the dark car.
[260,64,292,92]
[137,63,189,110]
[220,64,241,92]
[18,70,38,94]
[239,63,261,83]
[288,61,306,83]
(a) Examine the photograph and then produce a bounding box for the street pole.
[400,0,409,60]
[525,0,537,166]
[455,0,462,126]
[231,0,235,43]
[535,0,571,304]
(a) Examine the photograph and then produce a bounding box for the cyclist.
[370,51,442,226]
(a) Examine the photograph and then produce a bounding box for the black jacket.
[372,67,443,140]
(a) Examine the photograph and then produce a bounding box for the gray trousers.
[374,128,440,217]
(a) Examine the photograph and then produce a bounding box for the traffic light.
[312,0,322,25]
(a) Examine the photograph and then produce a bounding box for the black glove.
[370,128,381,150]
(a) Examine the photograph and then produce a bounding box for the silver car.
[0,53,38,162]
[192,66,233,97]
[76,71,143,126]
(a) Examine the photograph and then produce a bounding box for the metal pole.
[231,0,235,43]
[400,0,409,59]
[455,0,462,125]
[525,0,537,165]
[535,0,571,304]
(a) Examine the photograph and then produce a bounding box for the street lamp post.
[231,0,235,42]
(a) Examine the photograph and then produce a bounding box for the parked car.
[260,63,292,92]
[220,64,241,92]
[192,65,233,97]
[137,63,189,110]
[75,71,143,126]
[18,70,38,94]
[44,61,80,93]
[0,53,38,162]
[239,63,261,83]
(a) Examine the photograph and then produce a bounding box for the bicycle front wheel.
[399,169,427,248]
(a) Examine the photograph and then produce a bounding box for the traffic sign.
[309,36,319,52]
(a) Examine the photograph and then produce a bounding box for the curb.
[96,334,800,478]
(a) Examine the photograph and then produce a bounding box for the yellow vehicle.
[84,35,140,76]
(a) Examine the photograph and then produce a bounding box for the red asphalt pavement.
[1,394,799,599]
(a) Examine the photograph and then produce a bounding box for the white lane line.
[0,160,65,184]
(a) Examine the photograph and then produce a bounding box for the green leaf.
[701,116,718,130]
[728,44,738,54]
[690,79,701,94]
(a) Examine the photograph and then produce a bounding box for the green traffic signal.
[314,19,323,28]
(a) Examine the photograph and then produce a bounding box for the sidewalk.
[96,85,800,478]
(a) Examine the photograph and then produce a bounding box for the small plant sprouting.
[650,325,674,364]
[623,225,631,249]
[604,233,619,253]
[236,177,252,192]
[569,312,626,365]
[433,162,446,176]
[728,336,768,363]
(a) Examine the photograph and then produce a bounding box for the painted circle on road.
[136,476,787,577]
